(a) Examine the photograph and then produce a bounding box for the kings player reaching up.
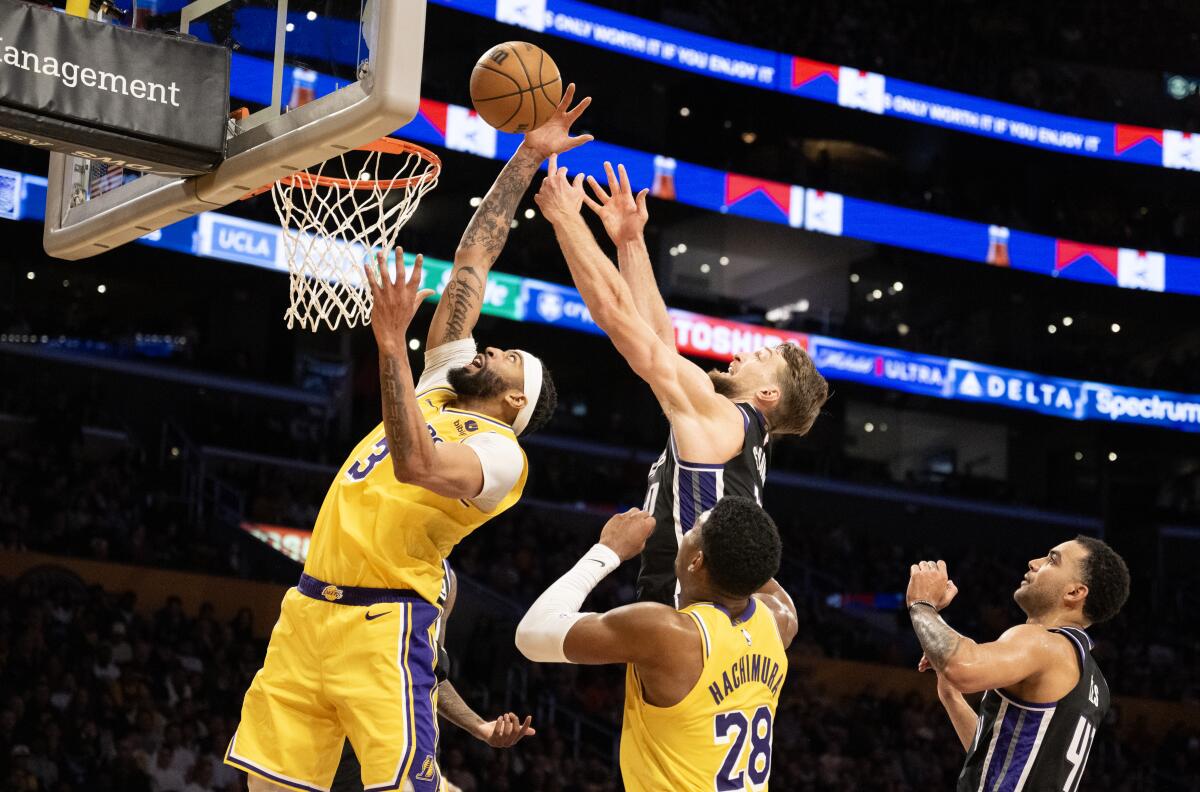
[538,160,830,605]
[226,87,592,792]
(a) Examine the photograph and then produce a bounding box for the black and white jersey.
[958,627,1109,792]
[636,402,770,605]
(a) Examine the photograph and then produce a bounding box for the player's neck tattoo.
[910,604,963,672]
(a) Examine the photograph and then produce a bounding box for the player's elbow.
[940,661,987,694]
[390,455,434,486]
[514,615,552,663]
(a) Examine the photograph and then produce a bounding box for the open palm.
[523,82,593,159]
[584,161,649,244]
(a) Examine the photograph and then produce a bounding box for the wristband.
[908,600,939,612]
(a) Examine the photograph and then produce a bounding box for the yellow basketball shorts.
[225,575,443,792]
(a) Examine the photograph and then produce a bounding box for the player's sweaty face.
[1015,541,1083,614]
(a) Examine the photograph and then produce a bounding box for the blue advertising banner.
[434,0,1200,172]
[211,53,1200,299]
[190,4,1200,172]
[4,176,1199,434]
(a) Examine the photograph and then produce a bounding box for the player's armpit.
[393,441,485,501]
[562,603,693,666]
[940,624,1062,694]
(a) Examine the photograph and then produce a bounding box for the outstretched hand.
[523,83,594,160]
[363,249,434,351]
[474,713,536,748]
[534,153,587,225]
[583,161,649,244]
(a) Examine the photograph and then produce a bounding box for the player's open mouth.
[468,354,484,370]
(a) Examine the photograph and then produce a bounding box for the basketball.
[470,42,563,133]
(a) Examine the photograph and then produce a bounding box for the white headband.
[511,350,544,436]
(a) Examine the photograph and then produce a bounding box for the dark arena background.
[2,1,1200,791]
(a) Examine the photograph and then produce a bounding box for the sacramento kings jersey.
[637,402,770,605]
[959,627,1108,792]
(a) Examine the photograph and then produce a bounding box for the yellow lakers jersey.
[620,599,788,792]
[303,385,527,602]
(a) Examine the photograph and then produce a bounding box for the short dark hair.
[700,496,782,597]
[1074,535,1130,625]
[772,343,829,436]
[521,363,557,436]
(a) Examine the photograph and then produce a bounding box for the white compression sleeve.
[514,543,621,663]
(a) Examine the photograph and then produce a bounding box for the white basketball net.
[271,142,440,331]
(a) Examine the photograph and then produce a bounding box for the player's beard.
[708,370,741,399]
[447,365,508,399]
[1013,578,1056,619]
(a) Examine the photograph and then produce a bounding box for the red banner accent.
[671,311,808,361]
[241,522,311,564]
[791,56,839,88]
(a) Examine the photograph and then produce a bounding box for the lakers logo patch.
[321,585,344,602]
[416,754,435,781]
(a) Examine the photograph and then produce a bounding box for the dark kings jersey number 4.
[958,627,1109,792]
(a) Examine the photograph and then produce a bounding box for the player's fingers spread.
[408,253,423,285]
[617,163,630,193]
[567,94,592,120]
[559,82,575,111]
[603,161,618,192]
[585,175,608,201]
[564,133,594,152]
[637,188,649,210]
[572,172,586,190]
[548,152,557,175]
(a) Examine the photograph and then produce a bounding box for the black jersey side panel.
[636,403,769,604]
[957,627,1108,792]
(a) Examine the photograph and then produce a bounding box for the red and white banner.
[241,522,311,564]
[670,311,808,361]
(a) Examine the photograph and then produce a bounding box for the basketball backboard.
[43,0,426,260]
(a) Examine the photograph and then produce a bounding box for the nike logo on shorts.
[365,610,391,621]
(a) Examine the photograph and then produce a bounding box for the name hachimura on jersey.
[621,598,788,792]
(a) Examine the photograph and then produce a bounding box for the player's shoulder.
[612,602,697,638]
[999,623,1081,662]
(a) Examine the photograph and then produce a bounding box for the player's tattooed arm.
[456,146,542,264]
[909,603,964,673]
[429,85,592,350]
[426,149,541,349]
[366,252,486,498]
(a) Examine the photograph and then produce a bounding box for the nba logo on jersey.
[416,755,436,781]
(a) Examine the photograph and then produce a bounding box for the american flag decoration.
[88,160,125,199]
